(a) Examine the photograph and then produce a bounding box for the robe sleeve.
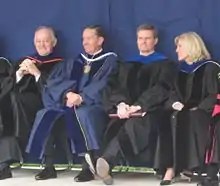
[79,55,117,106]
[197,64,220,112]
[134,61,177,112]
[0,58,14,102]
[42,59,77,107]
[101,61,131,113]
[36,63,60,93]
[12,58,39,93]
[164,89,180,110]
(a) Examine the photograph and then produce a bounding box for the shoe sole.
[85,153,96,175]
[35,175,57,181]
[96,158,113,185]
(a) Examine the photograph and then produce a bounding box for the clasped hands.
[18,59,41,77]
[65,92,83,108]
[117,102,142,119]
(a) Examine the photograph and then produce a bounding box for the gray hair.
[35,26,57,43]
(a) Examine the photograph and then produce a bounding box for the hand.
[66,99,74,108]
[129,105,141,115]
[117,102,130,119]
[172,101,184,111]
[66,92,83,107]
[25,60,41,77]
[17,65,29,75]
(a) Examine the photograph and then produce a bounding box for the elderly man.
[0,26,63,180]
[26,25,117,181]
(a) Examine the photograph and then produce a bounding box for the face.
[176,39,189,62]
[137,30,157,55]
[34,29,56,56]
[82,28,104,55]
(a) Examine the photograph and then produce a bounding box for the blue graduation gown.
[26,51,117,159]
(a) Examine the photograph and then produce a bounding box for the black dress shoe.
[35,166,57,180]
[96,158,113,185]
[160,173,180,185]
[74,169,94,182]
[160,180,172,185]
[0,167,12,180]
[197,177,219,186]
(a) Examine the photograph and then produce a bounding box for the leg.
[198,164,219,186]
[0,136,21,180]
[96,136,121,185]
[35,116,66,180]
[157,113,175,185]
[0,161,12,180]
[74,157,95,182]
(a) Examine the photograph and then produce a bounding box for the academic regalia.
[205,88,220,165]
[0,57,13,137]
[0,52,63,164]
[26,51,117,160]
[101,52,176,166]
[12,53,63,140]
[167,60,220,173]
[199,94,220,185]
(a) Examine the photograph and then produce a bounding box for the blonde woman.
[161,32,220,185]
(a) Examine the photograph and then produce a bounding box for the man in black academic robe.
[0,26,63,180]
[88,24,176,185]
[26,25,117,181]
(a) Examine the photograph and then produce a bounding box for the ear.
[98,36,104,46]
[154,38,158,45]
[53,38,57,47]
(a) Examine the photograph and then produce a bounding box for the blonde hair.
[175,32,211,62]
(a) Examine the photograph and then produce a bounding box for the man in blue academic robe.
[26,25,117,181]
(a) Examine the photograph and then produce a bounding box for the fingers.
[117,109,130,119]
[66,100,74,108]
[172,102,184,111]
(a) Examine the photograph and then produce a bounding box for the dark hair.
[84,25,105,38]
[136,24,158,38]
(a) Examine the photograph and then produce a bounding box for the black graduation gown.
[205,95,220,166]
[0,53,63,163]
[167,61,220,172]
[0,57,13,137]
[102,59,176,165]
[11,55,63,140]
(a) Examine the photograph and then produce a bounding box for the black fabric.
[103,137,121,166]
[167,62,220,172]
[0,162,9,171]
[102,59,176,166]
[43,116,70,165]
[207,164,219,180]
[0,54,62,165]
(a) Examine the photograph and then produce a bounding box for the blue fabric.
[0,0,220,62]
[1,0,219,165]
[126,52,167,63]
[26,53,117,159]
[179,59,208,73]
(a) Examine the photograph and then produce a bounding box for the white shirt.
[16,70,41,83]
